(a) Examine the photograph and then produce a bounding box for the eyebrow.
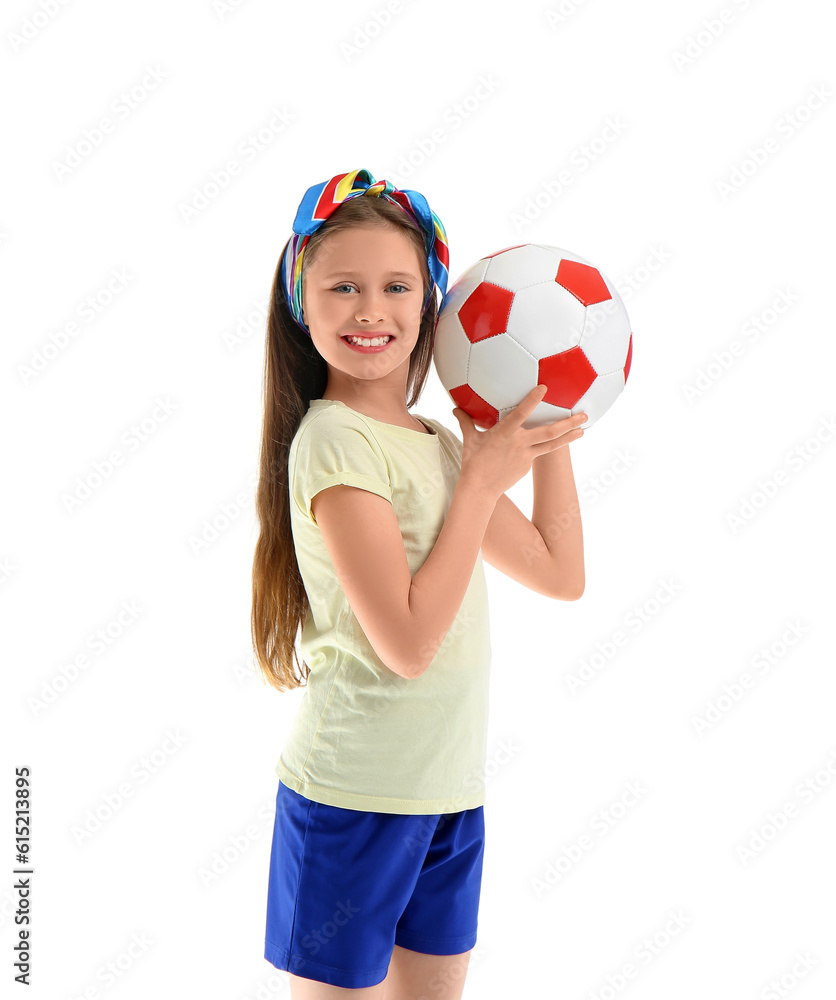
[322,270,419,280]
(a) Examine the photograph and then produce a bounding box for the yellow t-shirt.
[276,398,492,814]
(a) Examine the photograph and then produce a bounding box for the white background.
[3,0,835,997]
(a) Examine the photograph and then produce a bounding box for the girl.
[253,168,586,999]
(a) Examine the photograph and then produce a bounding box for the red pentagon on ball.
[448,384,500,429]
[458,283,515,343]
[539,347,598,408]
[556,260,611,306]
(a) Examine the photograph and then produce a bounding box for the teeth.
[346,335,391,347]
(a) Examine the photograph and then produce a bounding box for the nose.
[355,288,387,324]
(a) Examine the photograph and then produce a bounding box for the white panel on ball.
[530,244,592,266]
[579,296,632,375]
[467,336,538,411]
[483,244,567,291]
[573,371,626,429]
[506,282,586,358]
[432,315,471,392]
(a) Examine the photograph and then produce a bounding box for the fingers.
[504,384,547,428]
[529,410,587,447]
[554,413,587,444]
[554,412,587,437]
[532,426,585,457]
[548,411,587,432]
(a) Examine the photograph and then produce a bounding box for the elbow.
[378,607,428,680]
[389,645,428,681]
[381,651,423,681]
[397,615,431,680]
[396,659,426,681]
[552,578,585,601]
[402,649,429,680]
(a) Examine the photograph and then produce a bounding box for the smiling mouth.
[341,334,395,345]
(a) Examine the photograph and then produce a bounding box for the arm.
[481,444,585,600]
[311,474,497,681]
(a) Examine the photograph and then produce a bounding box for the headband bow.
[279,168,449,337]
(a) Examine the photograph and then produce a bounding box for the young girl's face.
[301,225,426,389]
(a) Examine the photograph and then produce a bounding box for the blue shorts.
[264,780,485,989]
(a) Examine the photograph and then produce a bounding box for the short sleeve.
[291,409,393,524]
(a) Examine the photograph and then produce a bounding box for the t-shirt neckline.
[310,398,440,443]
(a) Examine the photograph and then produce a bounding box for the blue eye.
[333,284,409,294]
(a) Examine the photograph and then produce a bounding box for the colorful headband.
[279,168,450,337]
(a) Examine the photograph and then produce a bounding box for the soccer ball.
[432,244,633,430]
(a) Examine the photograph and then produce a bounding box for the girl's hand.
[452,385,586,502]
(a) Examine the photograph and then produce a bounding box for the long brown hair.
[251,195,440,692]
